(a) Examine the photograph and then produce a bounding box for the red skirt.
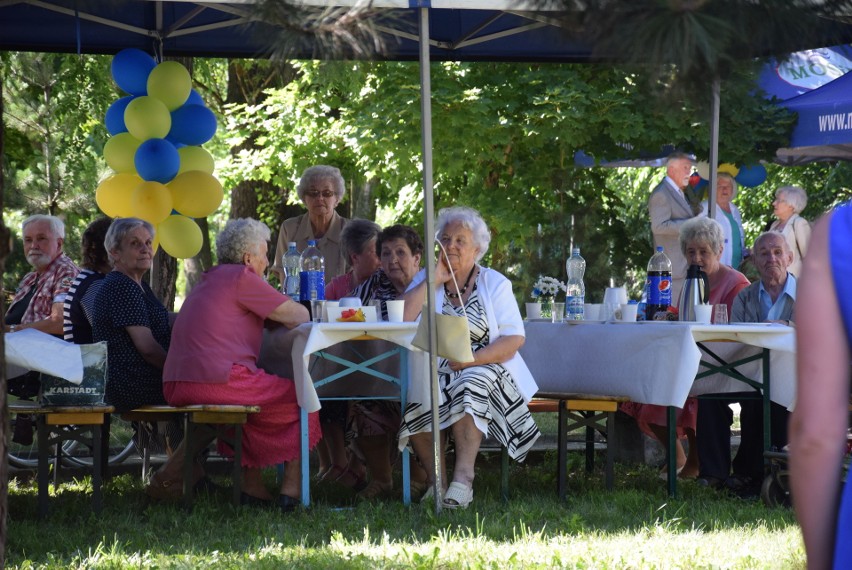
[164,364,320,468]
[620,398,697,440]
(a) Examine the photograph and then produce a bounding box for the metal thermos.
[677,264,709,321]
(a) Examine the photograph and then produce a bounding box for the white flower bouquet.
[531,275,565,300]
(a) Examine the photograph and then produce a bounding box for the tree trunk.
[151,249,178,310]
[1,71,11,568]
[184,217,213,294]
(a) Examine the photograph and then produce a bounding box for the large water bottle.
[646,246,672,320]
[565,248,586,320]
[282,242,301,297]
[299,239,325,303]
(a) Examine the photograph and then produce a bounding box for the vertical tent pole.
[708,76,721,220]
[418,5,443,514]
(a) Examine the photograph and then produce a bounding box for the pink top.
[709,265,750,311]
[325,271,355,301]
[164,264,290,384]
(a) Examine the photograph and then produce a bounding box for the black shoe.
[725,474,761,499]
[278,494,300,513]
[240,492,273,508]
[696,476,726,490]
[12,414,34,446]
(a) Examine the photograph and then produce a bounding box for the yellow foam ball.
[95,173,141,218]
[147,61,192,111]
[103,132,142,173]
[718,163,740,177]
[124,96,171,140]
[131,181,173,225]
[168,171,223,218]
[158,215,203,259]
[177,146,215,175]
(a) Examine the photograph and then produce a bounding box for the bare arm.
[789,214,850,570]
[126,325,168,370]
[8,301,66,335]
[401,255,453,322]
[266,298,310,329]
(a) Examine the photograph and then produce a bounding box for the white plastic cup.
[386,300,405,323]
[694,304,712,324]
[604,286,628,306]
[584,303,602,321]
[619,303,638,322]
[525,302,542,320]
[339,297,361,308]
[323,300,339,323]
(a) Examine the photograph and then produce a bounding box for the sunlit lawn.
[6,444,802,569]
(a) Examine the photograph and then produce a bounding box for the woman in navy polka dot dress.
[92,218,172,411]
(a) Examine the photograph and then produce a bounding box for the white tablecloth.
[520,321,796,409]
[259,322,427,413]
[4,329,84,383]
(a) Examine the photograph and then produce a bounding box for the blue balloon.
[111,48,157,96]
[105,96,134,135]
[573,150,595,167]
[186,89,205,107]
[735,164,768,188]
[694,178,708,191]
[169,104,218,146]
[134,138,180,184]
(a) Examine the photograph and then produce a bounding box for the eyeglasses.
[305,190,336,199]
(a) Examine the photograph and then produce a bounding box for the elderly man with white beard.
[4,215,80,402]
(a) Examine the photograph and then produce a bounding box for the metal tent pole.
[418,6,443,514]
[708,76,720,220]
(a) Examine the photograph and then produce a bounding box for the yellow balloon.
[96,173,141,218]
[158,215,203,259]
[168,171,224,218]
[151,232,160,255]
[147,61,192,111]
[124,96,171,140]
[103,132,142,173]
[718,163,740,177]
[177,146,215,175]
[131,181,173,225]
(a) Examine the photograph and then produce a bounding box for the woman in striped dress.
[399,206,540,509]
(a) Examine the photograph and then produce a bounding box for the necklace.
[445,265,476,299]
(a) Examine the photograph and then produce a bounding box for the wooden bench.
[501,394,630,501]
[121,404,260,508]
[8,401,114,518]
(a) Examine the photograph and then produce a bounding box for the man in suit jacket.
[697,231,795,497]
[648,152,702,302]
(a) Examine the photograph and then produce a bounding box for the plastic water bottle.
[282,242,301,297]
[565,248,585,320]
[299,240,325,303]
[646,246,672,320]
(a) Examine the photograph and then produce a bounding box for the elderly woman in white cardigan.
[399,206,540,509]
[701,173,746,269]
[769,185,811,277]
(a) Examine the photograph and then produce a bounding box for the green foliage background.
[4,54,852,303]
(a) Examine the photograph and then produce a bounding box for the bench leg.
[557,400,568,501]
[584,412,595,474]
[183,415,195,510]
[37,416,49,518]
[501,446,509,502]
[605,412,615,491]
[92,424,104,513]
[232,425,243,506]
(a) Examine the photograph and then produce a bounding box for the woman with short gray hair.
[624,216,750,481]
[271,165,350,284]
[700,173,746,268]
[152,217,316,511]
[770,185,811,277]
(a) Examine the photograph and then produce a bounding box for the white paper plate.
[565,319,606,325]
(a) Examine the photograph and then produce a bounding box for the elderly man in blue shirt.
[696,232,795,497]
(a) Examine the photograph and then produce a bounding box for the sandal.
[356,479,393,501]
[278,494,300,513]
[442,481,473,510]
[145,472,183,501]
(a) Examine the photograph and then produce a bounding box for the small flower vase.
[539,296,554,319]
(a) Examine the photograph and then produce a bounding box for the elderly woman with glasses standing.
[271,165,350,285]
[769,185,811,278]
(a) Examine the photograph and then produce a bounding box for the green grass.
[6,449,802,569]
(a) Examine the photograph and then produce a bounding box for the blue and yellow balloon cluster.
[96,48,222,259]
